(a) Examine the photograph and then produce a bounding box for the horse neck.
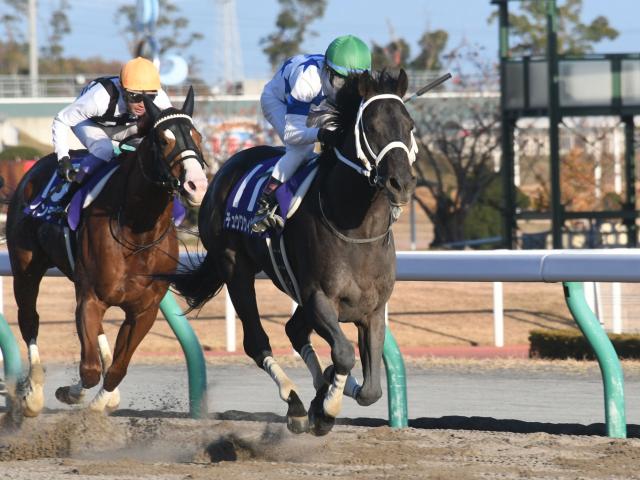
[322,150,390,234]
[119,147,174,231]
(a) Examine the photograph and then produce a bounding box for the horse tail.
[168,252,224,312]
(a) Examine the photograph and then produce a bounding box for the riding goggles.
[124,90,157,103]
[326,65,347,89]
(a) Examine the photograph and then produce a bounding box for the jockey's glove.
[57,156,76,182]
[317,127,341,147]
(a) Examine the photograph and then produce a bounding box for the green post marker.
[0,313,22,383]
[159,292,208,419]
[563,282,626,438]
[382,327,408,428]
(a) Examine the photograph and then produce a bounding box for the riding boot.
[250,177,284,233]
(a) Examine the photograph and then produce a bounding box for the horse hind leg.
[304,291,357,436]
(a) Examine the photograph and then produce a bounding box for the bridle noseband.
[334,93,418,187]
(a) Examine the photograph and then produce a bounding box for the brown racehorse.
[6,88,208,416]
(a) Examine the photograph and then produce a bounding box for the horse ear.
[142,94,161,121]
[182,86,195,117]
[397,69,409,98]
[358,71,371,97]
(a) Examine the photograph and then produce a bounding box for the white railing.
[0,249,637,353]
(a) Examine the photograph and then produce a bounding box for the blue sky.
[22,0,640,83]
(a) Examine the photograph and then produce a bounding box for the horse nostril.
[389,177,402,192]
[186,180,196,192]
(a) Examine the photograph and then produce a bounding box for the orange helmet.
[120,57,161,91]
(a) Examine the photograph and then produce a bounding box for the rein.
[108,113,201,255]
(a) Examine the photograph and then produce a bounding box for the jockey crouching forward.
[249,34,372,233]
[49,56,173,215]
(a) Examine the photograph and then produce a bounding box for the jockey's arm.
[52,85,112,162]
[282,66,322,146]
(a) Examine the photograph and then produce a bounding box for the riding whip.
[404,72,452,103]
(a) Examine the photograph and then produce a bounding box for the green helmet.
[325,35,371,77]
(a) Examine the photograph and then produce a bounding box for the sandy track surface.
[1,411,640,480]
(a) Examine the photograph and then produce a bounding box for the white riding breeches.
[72,120,138,161]
[260,91,316,184]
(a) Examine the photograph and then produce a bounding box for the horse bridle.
[111,112,206,255]
[319,93,416,243]
[144,113,207,193]
[333,93,418,187]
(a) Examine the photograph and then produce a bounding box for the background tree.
[40,0,70,68]
[0,0,27,74]
[409,30,448,70]
[261,0,327,71]
[488,0,618,56]
[371,38,411,70]
[410,96,503,246]
[115,0,203,72]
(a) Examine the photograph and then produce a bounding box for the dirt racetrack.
[1,409,640,480]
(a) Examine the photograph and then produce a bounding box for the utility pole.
[547,0,563,248]
[28,0,38,97]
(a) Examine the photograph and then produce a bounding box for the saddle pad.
[223,154,319,236]
[25,156,120,230]
[24,156,187,231]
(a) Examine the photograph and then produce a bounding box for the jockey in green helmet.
[251,34,372,234]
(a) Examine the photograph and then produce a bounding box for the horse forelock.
[329,70,407,133]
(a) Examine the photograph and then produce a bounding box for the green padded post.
[0,313,22,383]
[563,282,626,438]
[159,292,208,418]
[382,326,408,428]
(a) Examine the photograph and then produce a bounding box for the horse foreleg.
[354,309,385,407]
[305,291,356,436]
[97,332,120,410]
[55,296,106,408]
[286,306,326,391]
[64,333,120,410]
[91,305,157,412]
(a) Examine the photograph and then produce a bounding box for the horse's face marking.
[155,120,207,206]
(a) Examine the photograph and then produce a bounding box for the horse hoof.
[55,386,85,405]
[287,415,309,434]
[105,388,120,413]
[285,390,308,433]
[308,393,335,436]
[22,387,44,418]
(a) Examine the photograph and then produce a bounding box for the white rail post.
[225,287,236,352]
[493,281,504,347]
[612,282,622,334]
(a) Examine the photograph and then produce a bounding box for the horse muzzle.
[180,157,208,206]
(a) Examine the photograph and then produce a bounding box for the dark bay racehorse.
[167,71,417,435]
[6,88,208,416]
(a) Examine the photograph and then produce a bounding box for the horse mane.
[312,69,405,138]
